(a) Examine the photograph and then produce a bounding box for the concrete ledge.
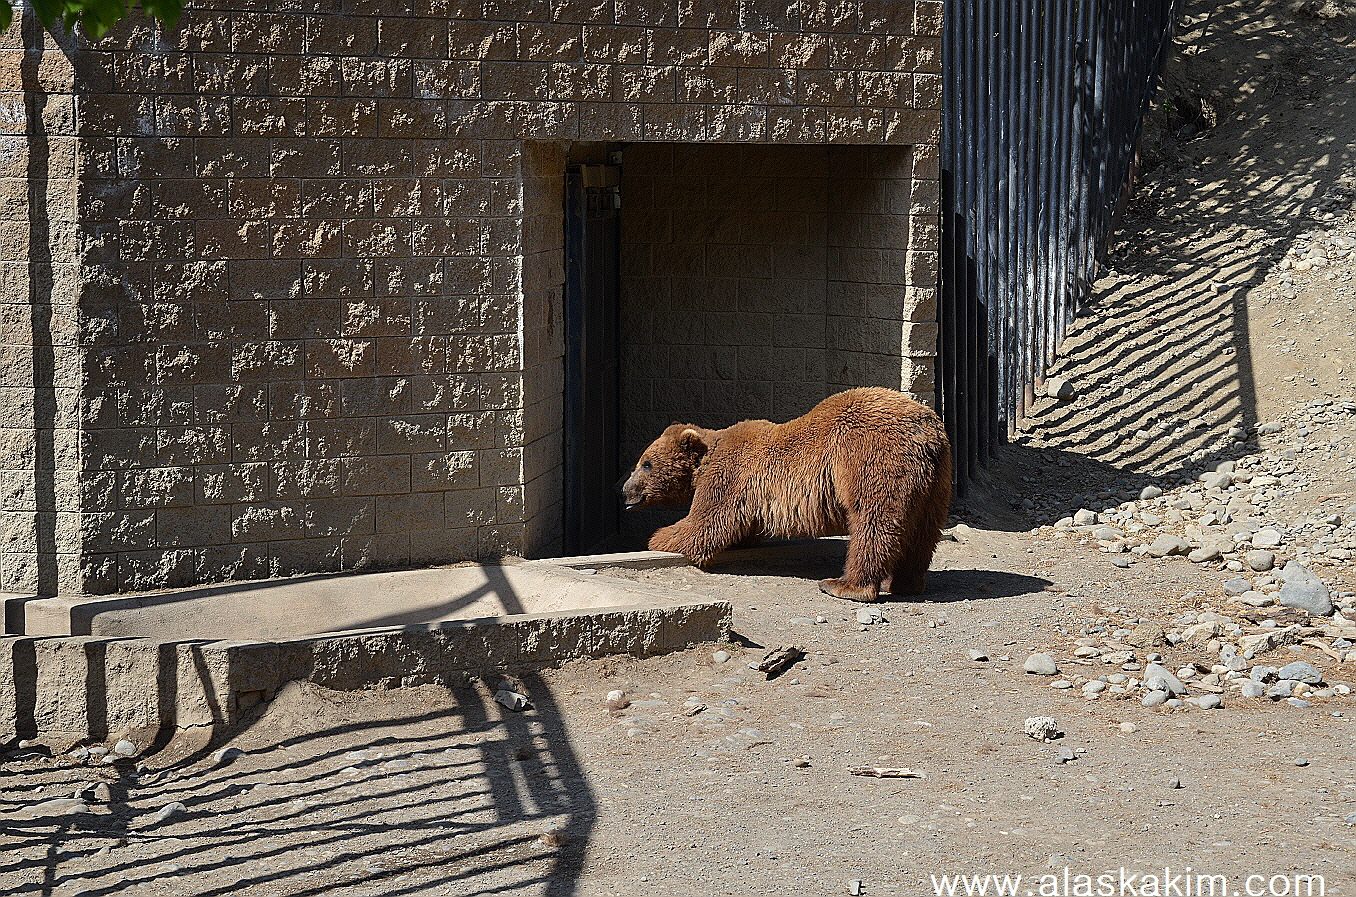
[534,550,689,570]
[2,598,730,749]
[1,554,731,748]
[14,560,701,639]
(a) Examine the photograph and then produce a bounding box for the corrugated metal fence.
[939,0,1178,490]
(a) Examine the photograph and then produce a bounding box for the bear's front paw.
[648,525,686,556]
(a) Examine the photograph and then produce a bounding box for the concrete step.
[1,558,730,750]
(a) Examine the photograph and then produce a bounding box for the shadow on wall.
[20,13,59,597]
[0,674,596,897]
[965,0,1354,529]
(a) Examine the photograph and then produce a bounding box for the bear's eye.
[641,461,652,471]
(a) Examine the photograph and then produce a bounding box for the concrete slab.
[1,554,732,747]
[19,560,701,639]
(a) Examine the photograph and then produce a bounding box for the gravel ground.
[1,528,1352,896]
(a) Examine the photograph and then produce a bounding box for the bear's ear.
[677,428,708,458]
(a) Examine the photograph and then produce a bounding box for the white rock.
[494,689,532,712]
[17,798,88,819]
[856,606,886,625]
[1023,716,1062,741]
[1253,528,1284,549]
[1024,653,1059,676]
[1277,561,1334,616]
[148,802,186,826]
[1045,377,1076,400]
[210,747,244,766]
[1146,534,1190,557]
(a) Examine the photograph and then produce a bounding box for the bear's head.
[620,424,714,509]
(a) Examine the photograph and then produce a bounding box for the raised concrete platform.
[17,557,694,639]
[1,554,730,749]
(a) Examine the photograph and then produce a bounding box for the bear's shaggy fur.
[620,387,952,602]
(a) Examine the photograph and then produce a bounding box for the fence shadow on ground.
[1,673,595,897]
[963,0,1354,530]
[0,564,597,897]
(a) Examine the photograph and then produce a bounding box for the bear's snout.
[619,470,644,508]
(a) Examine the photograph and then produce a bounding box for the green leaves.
[4,0,184,40]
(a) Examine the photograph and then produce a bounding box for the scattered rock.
[1277,662,1323,685]
[1139,663,1182,699]
[1023,716,1062,741]
[113,739,136,757]
[712,649,731,664]
[1045,377,1076,400]
[1253,528,1284,549]
[1199,471,1232,490]
[148,802,186,826]
[494,689,532,712]
[751,645,805,679]
[1245,550,1276,572]
[16,798,87,819]
[1266,681,1297,700]
[966,649,989,662]
[1139,485,1163,500]
[1277,561,1333,616]
[1188,546,1222,563]
[605,690,630,711]
[856,606,886,625]
[1146,534,1190,557]
[1023,653,1059,676]
[211,747,244,766]
[1126,623,1167,649]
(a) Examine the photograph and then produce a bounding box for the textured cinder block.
[0,636,36,745]
[4,0,942,594]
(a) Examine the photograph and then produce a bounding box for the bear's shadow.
[704,539,1051,603]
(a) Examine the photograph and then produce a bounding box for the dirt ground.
[3,1,1355,895]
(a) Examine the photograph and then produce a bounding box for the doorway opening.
[562,156,622,555]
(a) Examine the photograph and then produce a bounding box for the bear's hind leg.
[818,513,894,603]
[883,516,945,596]
[884,554,928,596]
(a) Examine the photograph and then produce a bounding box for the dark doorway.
[562,162,623,555]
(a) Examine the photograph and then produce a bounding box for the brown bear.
[620,387,952,602]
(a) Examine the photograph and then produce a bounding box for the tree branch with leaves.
[2,0,182,40]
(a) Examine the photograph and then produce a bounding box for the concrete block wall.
[825,143,939,406]
[3,0,941,595]
[1,24,84,596]
[618,142,938,466]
